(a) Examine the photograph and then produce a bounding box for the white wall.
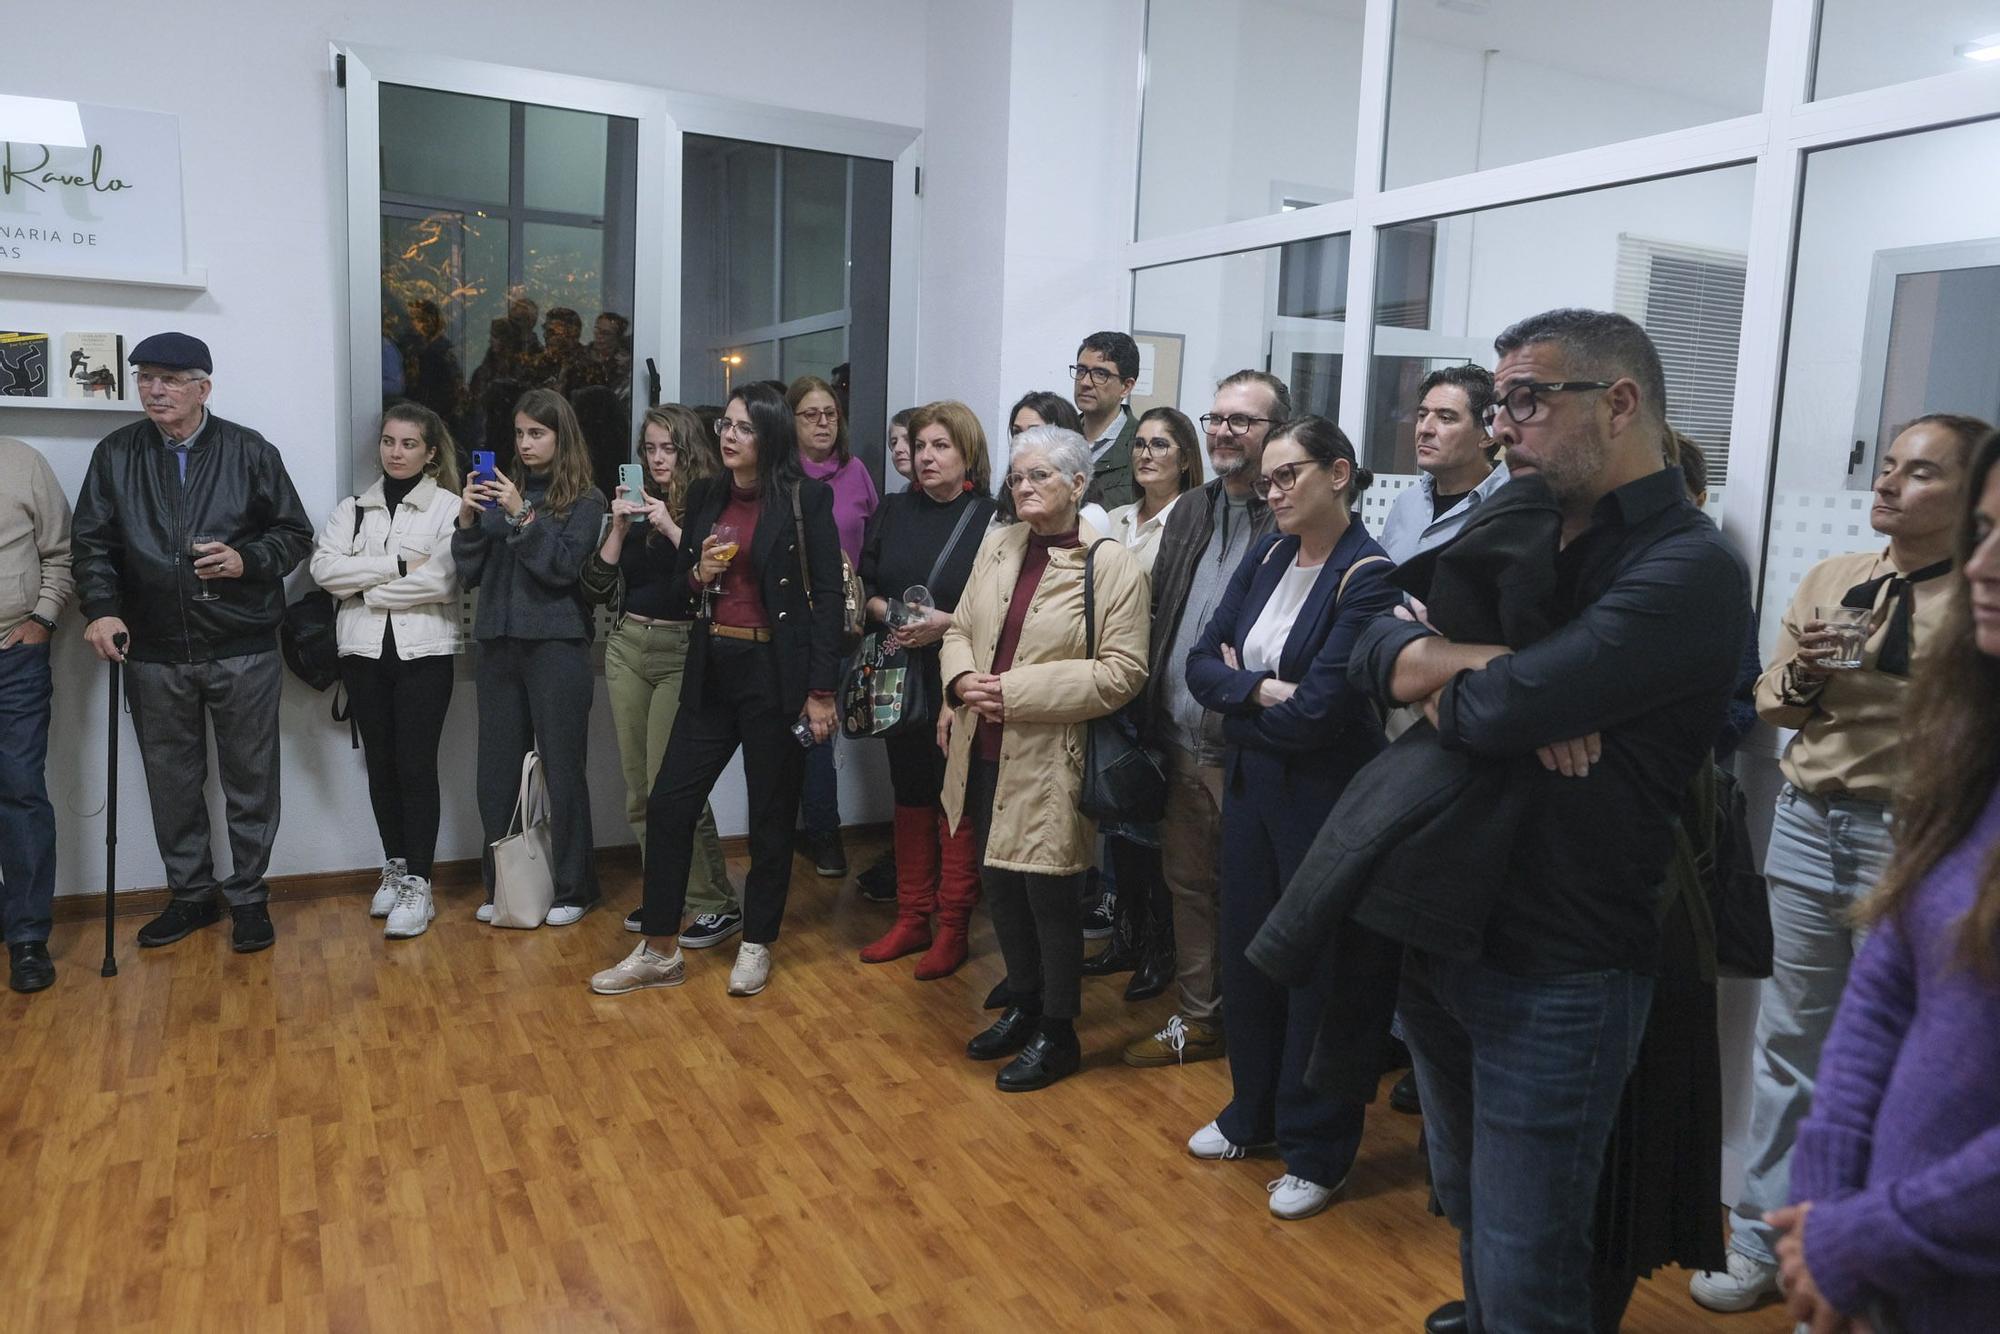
[3,0,930,898]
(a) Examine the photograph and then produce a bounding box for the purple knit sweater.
[1792,780,2000,1332]
[800,452,878,566]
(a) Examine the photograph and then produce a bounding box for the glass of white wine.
[703,522,740,619]
[190,532,220,602]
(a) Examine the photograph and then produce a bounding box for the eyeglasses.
[713,418,757,440]
[1068,363,1123,387]
[1003,467,1064,491]
[135,371,207,390]
[794,407,840,425]
[1252,460,1326,499]
[1200,412,1277,437]
[1132,438,1179,458]
[1480,381,1612,429]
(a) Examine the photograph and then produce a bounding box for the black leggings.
[968,758,1084,1018]
[340,646,454,879]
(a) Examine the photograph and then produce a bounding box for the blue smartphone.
[619,463,645,498]
[471,450,498,485]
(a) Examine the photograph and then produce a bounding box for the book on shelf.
[64,332,126,400]
[0,332,51,398]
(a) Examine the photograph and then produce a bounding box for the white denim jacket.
[308,474,463,660]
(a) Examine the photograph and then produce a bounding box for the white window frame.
[1123,0,2000,601]
[336,44,920,494]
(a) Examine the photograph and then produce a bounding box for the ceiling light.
[1958,32,2000,62]
[0,94,87,148]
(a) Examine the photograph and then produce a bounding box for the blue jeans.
[0,641,56,945]
[1400,951,1654,1334]
[1727,783,1893,1266]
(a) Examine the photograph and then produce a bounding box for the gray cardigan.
[450,475,607,641]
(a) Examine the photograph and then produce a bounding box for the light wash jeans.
[1727,782,1894,1265]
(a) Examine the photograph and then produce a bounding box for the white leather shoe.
[544,903,590,927]
[475,902,496,924]
[383,876,434,939]
[727,942,772,996]
[369,858,407,917]
[590,942,685,995]
[1188,1120,1257,1160]
[1266,1173,1341,1220]
[1689,1252,1780,1312]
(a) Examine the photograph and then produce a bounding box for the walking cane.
[101,631,127,979]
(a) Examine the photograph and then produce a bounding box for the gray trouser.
[1727,782,1893,1265]
[475,637,599,908]
[1160,741,1224,1023]
[124,651,284,907]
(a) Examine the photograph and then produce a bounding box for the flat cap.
[127,332,212,374]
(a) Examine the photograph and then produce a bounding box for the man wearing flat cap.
[71,333,312,954]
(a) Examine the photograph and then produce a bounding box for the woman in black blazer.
[589,381,843,1000]
[1183,416,1400,1221]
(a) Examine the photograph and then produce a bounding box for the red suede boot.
[916,808,981,980]
[859,805,938,963]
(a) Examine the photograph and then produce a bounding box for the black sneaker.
[808,830,848,878]
[679,911,744,950]
[137,898,222,948]
[1082,893,1115,941]
[8,941,54,994]
[230,903,276,954]
[855,848,897,903]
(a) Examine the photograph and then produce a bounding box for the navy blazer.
[1185,522,1399,803]
[667,474,845,716]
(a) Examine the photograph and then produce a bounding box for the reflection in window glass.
[782,149,850,322]
[1137,0,1364,240]
[1364,169,1754,488]
[380,85,509,205]
[524,106,608,215]
[782,328,848,383]
[1760,120,2000,654]
[722,141,777,330]
[1131,237,1352,469]
[1815,1,2000,99]
[1384,0,1770,190]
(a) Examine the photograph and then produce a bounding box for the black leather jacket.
[72,413,312,663]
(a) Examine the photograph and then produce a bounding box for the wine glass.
[899,584,934,627]
[703,522,740,619]
[190,533,220,602]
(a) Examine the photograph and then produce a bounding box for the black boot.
[1080,876,1142,977]
[983,976,1014,1010]
[1424,1301,1467,1334]
[855,846,897,903]
[1123,874,1176,1002]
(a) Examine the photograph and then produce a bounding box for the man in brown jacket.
[0,436,75,993]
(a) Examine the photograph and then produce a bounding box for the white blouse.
[1106,492,1182,577]
[1240,555,1322,675]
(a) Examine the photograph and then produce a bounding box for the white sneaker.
[544,902,590,927]
[590,942,685,995]
[1689,1251,1780,1312]
[370,858,408,917]
[1266,1173,1341,1220]
[1188,1120,1259,1160]
[727,941,772,996]
[384,875,434,939]
[475,902,496,924]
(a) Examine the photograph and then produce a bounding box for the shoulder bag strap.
[1336,553,1391,606]
[1083,538,1119,660]
[923,497,984,589]
[790,482,817,611]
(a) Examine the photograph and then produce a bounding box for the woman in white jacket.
[309,404,464,938]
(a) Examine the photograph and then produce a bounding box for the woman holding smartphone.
[585,405,744,949]
[309,403,463,939]
[591,381,843,999]
[453,388,608,926]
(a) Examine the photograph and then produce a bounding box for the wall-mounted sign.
[0,101,185,276]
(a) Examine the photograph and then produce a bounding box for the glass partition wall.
[1131,0,2000,706]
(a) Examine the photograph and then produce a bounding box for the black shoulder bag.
[282,498,362,746]
[1078,539,1166,823]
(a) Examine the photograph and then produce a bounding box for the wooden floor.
[2,839,1794,1333]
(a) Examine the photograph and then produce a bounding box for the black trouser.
[475,637,598,907]
[968,758,1084,1019]
[883,727,945,807]
[642,637,807,945]
[341,646,454,878]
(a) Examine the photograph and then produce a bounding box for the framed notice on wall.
[0,100,190,283]
[1129,330,1184,416]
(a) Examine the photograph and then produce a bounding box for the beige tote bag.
[490,751,555,929]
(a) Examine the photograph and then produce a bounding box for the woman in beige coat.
[939,425,1149,1092]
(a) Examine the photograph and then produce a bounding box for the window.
[1814,0,2000,99]
[1614,236,1747,486]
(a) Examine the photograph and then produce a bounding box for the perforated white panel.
[450,589,614,669]
[1360,473,1421,540]
[1756,488,1877,656]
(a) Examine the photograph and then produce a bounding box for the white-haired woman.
[939,425,1149,1092]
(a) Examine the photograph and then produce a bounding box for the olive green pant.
[603,619,735,916]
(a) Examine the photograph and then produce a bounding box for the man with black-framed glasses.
[1360,309,1746,1332]
[1070,331,1141,509]
[1118,367,1288,1070]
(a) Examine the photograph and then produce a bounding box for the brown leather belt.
[709,623,773,643]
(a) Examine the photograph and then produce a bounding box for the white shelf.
[0,263,208,292]
[0,396,145,413]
